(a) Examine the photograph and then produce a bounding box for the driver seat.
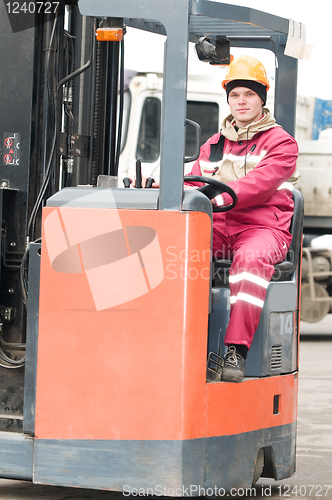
[212,189,304,284]
[208,188,304,379]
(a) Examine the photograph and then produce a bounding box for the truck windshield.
[136,97,161,163]
[136,97,219,163]
[186,101,219,157]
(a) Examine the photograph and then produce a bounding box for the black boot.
[221,345,246,383]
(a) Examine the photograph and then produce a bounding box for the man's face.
[228,86,263,128]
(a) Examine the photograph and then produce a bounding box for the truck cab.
[118,67,227,183]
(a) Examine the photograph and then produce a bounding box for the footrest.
[207,351,224,381]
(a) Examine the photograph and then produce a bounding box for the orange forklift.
[0,0,303,493]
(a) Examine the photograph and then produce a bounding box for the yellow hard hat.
[222,55,270,91]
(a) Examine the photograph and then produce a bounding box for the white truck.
[296,133,332,323]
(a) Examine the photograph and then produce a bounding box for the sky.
[219,0,331,100]
[124,0,332,101]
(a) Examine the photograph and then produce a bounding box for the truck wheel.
[301,282,330,323]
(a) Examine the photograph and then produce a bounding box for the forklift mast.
[0,0,124,419]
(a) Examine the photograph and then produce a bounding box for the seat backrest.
[213,188,304,284]
[272,188,304,281]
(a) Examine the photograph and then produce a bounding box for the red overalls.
[186,112,299,348]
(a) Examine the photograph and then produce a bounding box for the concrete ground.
[256,326,332,498]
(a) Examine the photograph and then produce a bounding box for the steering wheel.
[184,175,237,212]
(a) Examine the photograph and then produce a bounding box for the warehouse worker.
[186,55,300,382]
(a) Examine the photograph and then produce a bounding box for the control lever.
[123,177,131,188]
[135,158,142,188]
[145,177,155,188]
[123,160,155,189]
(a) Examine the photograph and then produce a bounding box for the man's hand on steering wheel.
[183,176,237,212]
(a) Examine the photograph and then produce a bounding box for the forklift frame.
[0,0,304,493]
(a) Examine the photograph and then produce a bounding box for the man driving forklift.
[137,55,300,382]
[185,55,300,382]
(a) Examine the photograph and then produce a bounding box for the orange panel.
[205,374,298,437]
[35,208,211,441]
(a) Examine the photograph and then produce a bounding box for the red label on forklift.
[3,133,20,166]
